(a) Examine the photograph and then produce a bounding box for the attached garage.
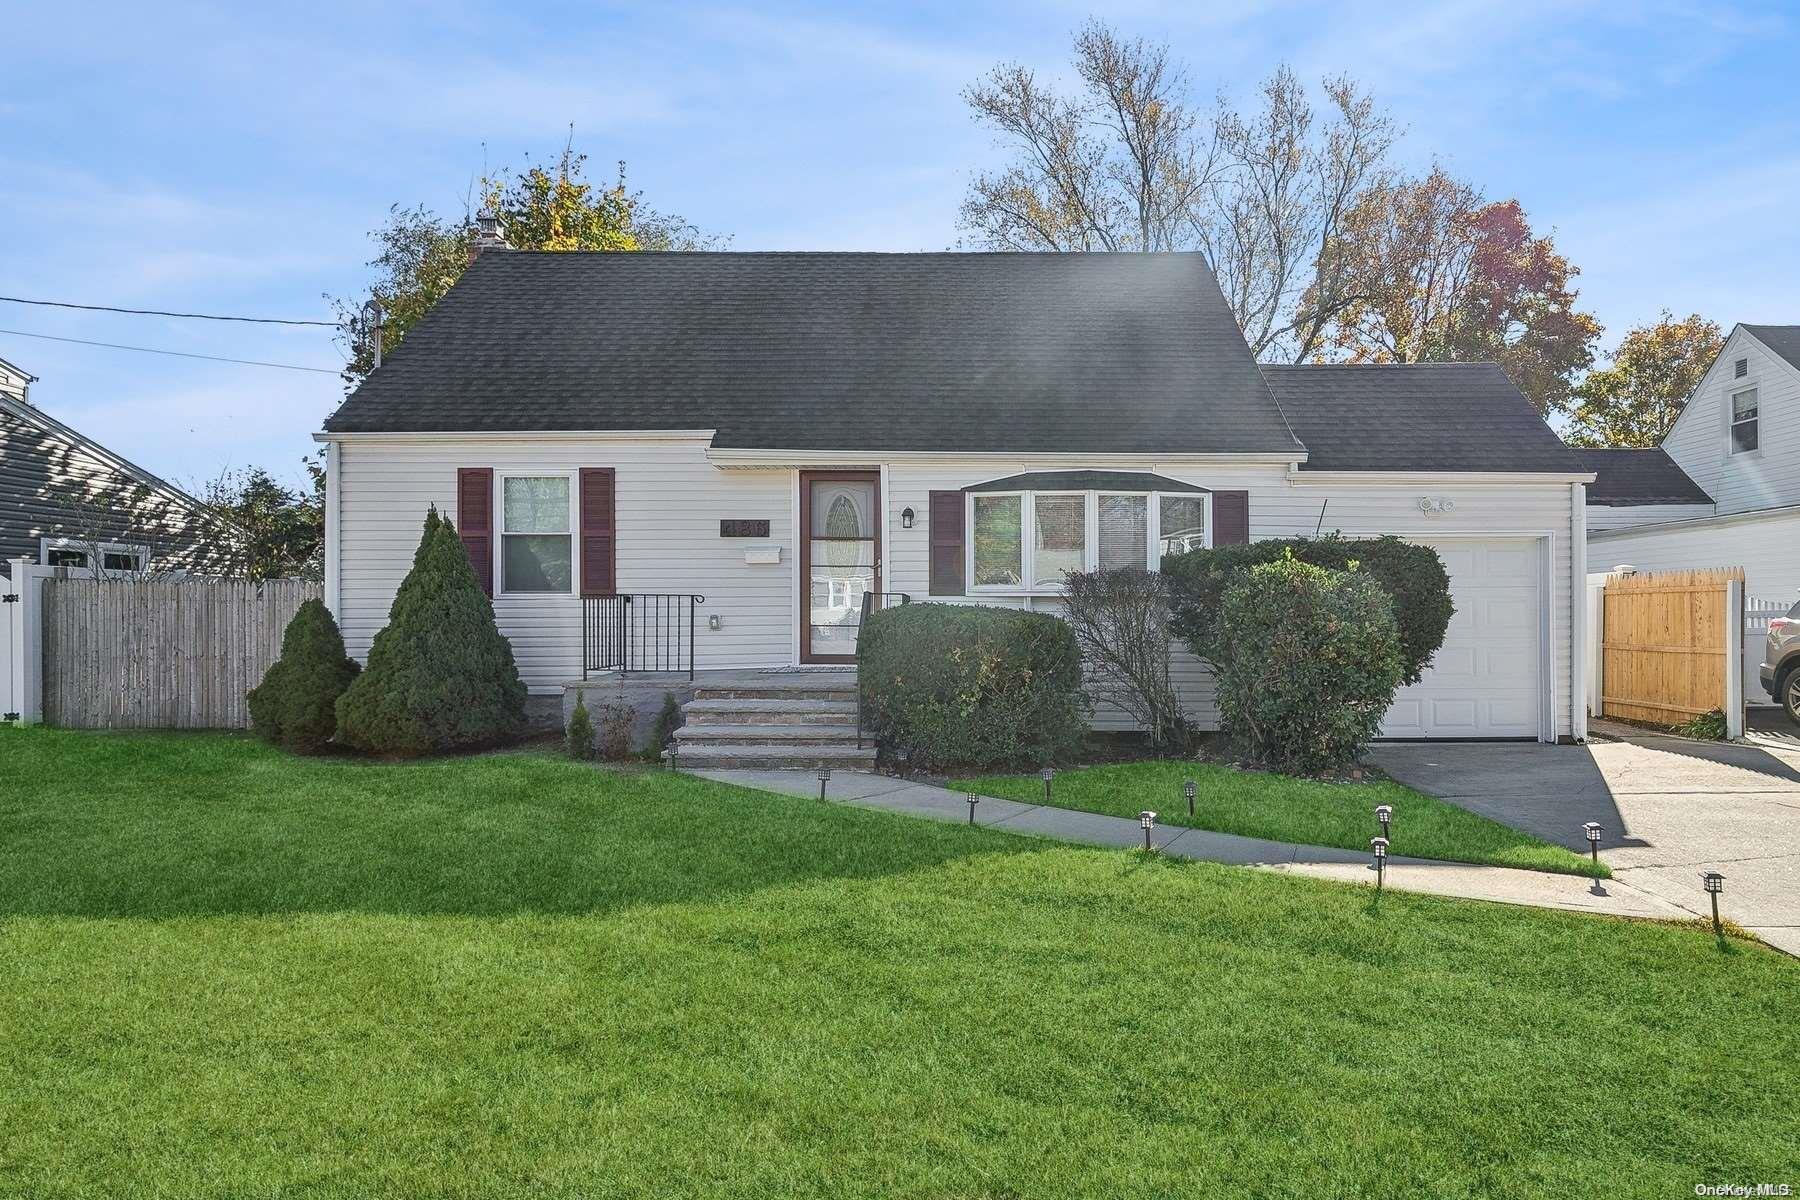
[1381,536,1549,740]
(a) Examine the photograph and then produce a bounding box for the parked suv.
[1763,600,1800,723]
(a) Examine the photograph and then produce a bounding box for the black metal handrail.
[582,593,705,679]
[856,591,911,748]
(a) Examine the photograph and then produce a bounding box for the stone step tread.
[684,699,858,714]
[670,744,877,767]
[687,713,857,727]
[693,687,858,702]
[675,723,863,742]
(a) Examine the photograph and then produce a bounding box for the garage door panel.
[1381,536,1542,740]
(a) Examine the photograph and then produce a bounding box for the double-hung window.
[40,537,148,575]
[1730,386,1759,454]
[970,488,1209,593]
[500,474,574,594]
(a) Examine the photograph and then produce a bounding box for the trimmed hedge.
[858,603,1086,771]
[246,598,360,754]
[335,508,529,756]
[1213,555,1403,773]
[1164,534,1452,685]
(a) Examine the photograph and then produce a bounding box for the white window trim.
[39,536,150,575]
[1726,381,1761,458]
[966,489,1213,596]
[494,470,579,598]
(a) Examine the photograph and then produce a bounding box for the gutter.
[1286,467,1599,485]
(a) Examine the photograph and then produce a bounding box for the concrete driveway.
[1369,732,1800,956]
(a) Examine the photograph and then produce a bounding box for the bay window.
[968,486,1209,592]
[500,474,574,594]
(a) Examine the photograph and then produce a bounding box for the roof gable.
[325,251,1305,457]
[1660,323,1800,448]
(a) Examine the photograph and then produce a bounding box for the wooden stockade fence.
[42,577,319,729]
[1599,567,1743,729]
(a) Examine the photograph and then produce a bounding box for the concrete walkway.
[691,768,1691,923]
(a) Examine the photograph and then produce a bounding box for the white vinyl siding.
[1592,507,1800,616]
[1585,502,1714,532]
[333,437,794,692]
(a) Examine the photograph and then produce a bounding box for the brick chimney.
[468,208,510,264]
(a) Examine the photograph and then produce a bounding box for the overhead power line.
[0,327,341,375]
[0,294,339,328]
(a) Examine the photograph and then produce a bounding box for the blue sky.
[4,0,1796,489]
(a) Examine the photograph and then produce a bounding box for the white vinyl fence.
[1746,598,1790,705]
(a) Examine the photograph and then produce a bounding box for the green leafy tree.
[200,456,325,581]
[247,599,360,754]
[1563,312,1724,446]
[335,508,528,756]
[333,144,720,388]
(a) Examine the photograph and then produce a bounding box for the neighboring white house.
[318,250,1595,743]
[1583,325,1800,700]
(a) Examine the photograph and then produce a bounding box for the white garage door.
[1381,537,1542,739]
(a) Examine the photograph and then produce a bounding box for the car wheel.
[1786,669,1800,725]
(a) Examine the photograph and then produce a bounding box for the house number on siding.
[720,519,772,538]
[1417,496,1456,515]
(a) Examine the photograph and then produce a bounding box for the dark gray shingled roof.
[324,250,1304,456]
[1744,325,1800,373]
[1574,448,1713,506]
[1261,363,1584,473]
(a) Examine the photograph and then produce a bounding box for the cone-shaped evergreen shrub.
[247,598,360,754]
[566,694,596,760]
[335,507,528,756]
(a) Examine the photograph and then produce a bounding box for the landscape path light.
[666,739,679,771]
[1139,810,1157,852]
[1583,822,1602,869]
[1184,779,1197,818]
[1375,804,1393,840]
[1041,766,1055,804]
[1371,836,1389,890]
[1703,872,1725,937]
[817,763,831,802]
[967,792,980,826]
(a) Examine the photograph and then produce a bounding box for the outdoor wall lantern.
[967,792,980,825]
[1183,779,1197,818]
[1702,871,1725,937]
[1375,804,1393,840]
[817,763,831,801]
[1041,766,1055,803]
[1582,821,1602,868]
[1371,836,1389,889]
[1139,810,1158,852]
[901,507,915,529]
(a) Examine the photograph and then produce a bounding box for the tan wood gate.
[1599,568,1743,729]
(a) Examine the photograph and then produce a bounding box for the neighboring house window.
[500,474,574,593]
[1730,386,1759,453]
[39,537,147,575]
[970,490,1210,592]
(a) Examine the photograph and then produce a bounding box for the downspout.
[1571,480,1587,742]
[325,439,342,618]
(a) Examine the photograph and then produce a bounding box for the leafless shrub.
[1062,568,1188,751]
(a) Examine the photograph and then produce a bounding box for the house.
[1582,325,1800,700]
[317,250,1595,749]
[1,355,231,578]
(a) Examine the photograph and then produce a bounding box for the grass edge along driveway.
[5,728,1792,1199]
[952,759,1605,877]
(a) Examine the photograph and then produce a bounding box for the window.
[1098,495,1147,569]
[1159,496,1206,557]
[500,475,573,593]
[1730,386,1758,454]
[1033,494,1085,586]
[969,490,1209,592]
[972,495,1023,587]
[39,537,147,575]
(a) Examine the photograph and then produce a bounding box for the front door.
[800,470,881,663]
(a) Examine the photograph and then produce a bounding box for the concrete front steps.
[670,677,874,769]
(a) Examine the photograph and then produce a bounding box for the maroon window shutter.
[928,490,965,596]
[1212,490,1250,545]
[579,468,617,597]
[456,468,494,596]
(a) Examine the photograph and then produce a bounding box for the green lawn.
[954,759,1605,877]
[3,729,1793,1198]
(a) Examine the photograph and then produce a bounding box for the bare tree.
[1062,568,1189,751]
[959,24,1397,362]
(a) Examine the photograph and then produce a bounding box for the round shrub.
[1164,534,1451,685]
[857,603,1086,771]
[335,507,528,756]
[1212,555,1403,774]
[247,598,360,754]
